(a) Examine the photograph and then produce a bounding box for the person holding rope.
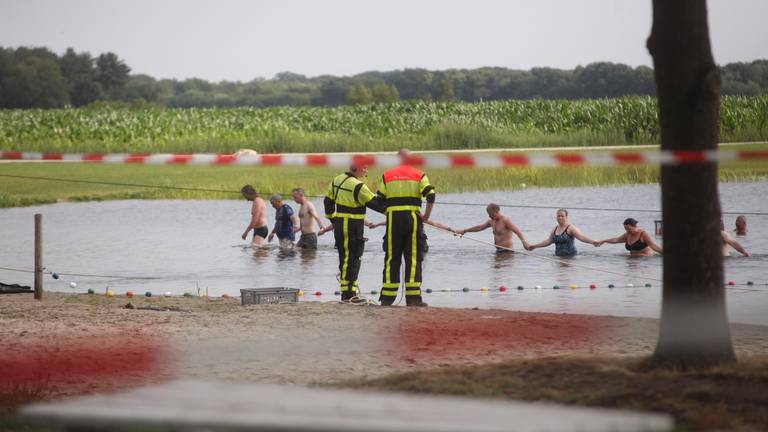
[324,163,384,301]
[595,218,663,256]
[526,208,598,257]
[455,203,530,253]
[377,149,434,307]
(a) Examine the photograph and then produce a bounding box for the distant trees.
[96,52,131,99]
[347,82,400,105]
[0,47,69,108]
[0,45,767,109]
[59,48,102,106]
[347,82,373,105]
[0,47,130,108]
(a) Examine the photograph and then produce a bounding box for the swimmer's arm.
[569,226,597,245]
[642,231,664,254]
[291,213,301,233]
[509,222,528,246]
[528,233,554,249]
[318,224,334,236]
[365,220,386,229]
[598,233,627,245]
[723,232,750,256]
[308,202,325,230]
[425,219,452,232]
[457,220,491,235]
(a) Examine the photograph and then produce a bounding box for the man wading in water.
[292,188,325,250]
[241,185,269,247]
[455,203,530,253]
[268,195,300,249]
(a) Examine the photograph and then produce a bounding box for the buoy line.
[0,265,160,280]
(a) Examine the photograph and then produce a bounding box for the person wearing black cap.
[595,218,663,256]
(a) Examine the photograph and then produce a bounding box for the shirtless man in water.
[241,185,268,246]
[721,220,750,257]
[456,203,530,252]
[292,188,325,249]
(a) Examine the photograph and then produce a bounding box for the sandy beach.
[2,292,767,400]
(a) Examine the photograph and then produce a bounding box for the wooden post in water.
[34,213,43,300]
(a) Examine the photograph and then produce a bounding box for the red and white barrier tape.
[2,150,767,168]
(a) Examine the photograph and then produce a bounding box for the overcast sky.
[1,0,766,82]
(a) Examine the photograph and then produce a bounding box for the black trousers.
[332,217,365,300]
[380,210,425,306]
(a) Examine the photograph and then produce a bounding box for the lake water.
[1,182,766,325]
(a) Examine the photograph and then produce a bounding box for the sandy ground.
[2,292,767,399]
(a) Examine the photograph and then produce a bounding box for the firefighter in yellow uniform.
[324,163,384,301]
[377,157,435,306]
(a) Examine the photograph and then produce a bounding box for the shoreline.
[2,293,766,396]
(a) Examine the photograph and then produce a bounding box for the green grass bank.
[1,143,766,208]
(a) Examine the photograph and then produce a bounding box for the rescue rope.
[346,295,378,306]
[424,221,663,282]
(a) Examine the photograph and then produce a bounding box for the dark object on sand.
[1,282,33,294]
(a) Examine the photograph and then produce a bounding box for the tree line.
[1,46,767,109]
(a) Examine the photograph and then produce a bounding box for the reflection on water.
[1,182,766,324]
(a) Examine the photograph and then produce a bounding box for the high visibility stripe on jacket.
[324,172,376,218]
[377,165,435,211]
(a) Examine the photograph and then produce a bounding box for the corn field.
[1,96,766,154]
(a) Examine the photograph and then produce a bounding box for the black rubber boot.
[406,296,428,307]
[380,296,395,306]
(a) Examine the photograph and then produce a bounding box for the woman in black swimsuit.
[596,218,663,257]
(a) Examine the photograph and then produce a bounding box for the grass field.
[1,96,767,154]
[1,143,766,208]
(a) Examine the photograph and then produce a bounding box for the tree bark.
[648,0,735,366]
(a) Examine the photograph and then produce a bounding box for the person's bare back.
[252,197,267,226]
[241,185,269,246]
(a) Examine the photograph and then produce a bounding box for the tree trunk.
[648,0,735,367]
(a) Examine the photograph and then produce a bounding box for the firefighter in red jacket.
[377,150,434,306]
